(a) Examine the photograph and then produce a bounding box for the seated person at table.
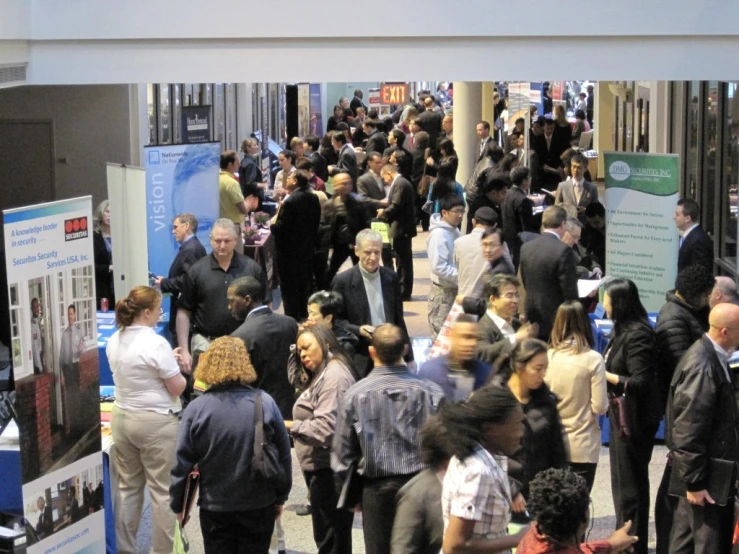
[517,468,637,554]
[418,315,490,402]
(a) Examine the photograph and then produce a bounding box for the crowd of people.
[100,86,739,554]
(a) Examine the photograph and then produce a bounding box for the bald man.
[665,303,739,553]
[709,276,739,308]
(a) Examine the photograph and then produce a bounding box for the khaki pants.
[111,406,179,554]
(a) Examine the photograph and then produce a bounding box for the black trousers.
[326,243,358,285]
[670,495,735,553]
[655,461,677,554]
[277,254,312,321]
[569,462,597,494]
[393,236,414,300]
[381,245,395,271]
[199,506,275,554]
[304,469,354,554]
[608,414,657,554]
[362,475,414,554]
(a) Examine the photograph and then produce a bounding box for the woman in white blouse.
[545,300,608,493]
[440,386,529,554]
[107,286,186,554]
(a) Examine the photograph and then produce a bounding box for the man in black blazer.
[331,229,414,377]
[328,132,358,185]
[519,205,579,341]
[229,276,298,419]
[675,198,714,275]
[271,170,321,321]
[533,119,567,191]
[36,497,53,538]
[156,213,207,333]
[305,135,328,182]
[363,120,388,155]
[501,166,538,269]
[476,121,492,162]
[378,164,417,300]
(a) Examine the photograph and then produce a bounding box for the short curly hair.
[675,264,715,307]
[527,468,589,544]
[194,336,257,386]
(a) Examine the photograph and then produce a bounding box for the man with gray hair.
[176,218,271,373]
[709,276,739,308]
[331,229,413,376]
[155,213,207,334]
[561,217,603,280]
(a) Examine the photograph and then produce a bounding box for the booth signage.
[3,197,106,553]
[380,83,409,105]
[181,105,212,144]
[604,152,679,312]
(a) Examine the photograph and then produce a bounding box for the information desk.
[96,312,170,387]
[589,313,663,444]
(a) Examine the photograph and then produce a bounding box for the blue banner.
[144,143,220,280]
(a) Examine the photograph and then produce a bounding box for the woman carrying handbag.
[602,278,661,554]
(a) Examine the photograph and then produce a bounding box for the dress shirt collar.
[706,334,731,366]
[543,230,561,239]
[370,364,409,377]
[488,311,515,337]
[181,234,195,246]
[680,223,699,239]
[246,305,270,319]
[572,177,584,188]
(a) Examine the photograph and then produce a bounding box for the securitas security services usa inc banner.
[3,196,105,553]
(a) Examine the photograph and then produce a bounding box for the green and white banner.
[604,152,679,312]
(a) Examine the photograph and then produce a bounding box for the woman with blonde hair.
[107,286,186,554]
[93,199,114,309]
[170,336,292,554]
[546,300,608,493]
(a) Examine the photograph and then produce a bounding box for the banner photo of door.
[604,152,679,312]
[144,142,221,283]
[309,84,323,137]
[181,105,212,144]
[297,84,310,138]
[3,196,105,553]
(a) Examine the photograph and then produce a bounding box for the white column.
[649,80,670,154]
[481,82,495,126]
[452,81,482,187]
[236,83,252,139]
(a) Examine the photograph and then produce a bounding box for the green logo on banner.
[604,152,679,196]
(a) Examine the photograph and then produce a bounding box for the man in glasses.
[176,218,271,375]
[155,213,207,337]
[427,194,465,338]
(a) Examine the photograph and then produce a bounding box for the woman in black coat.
[489,338,566,523]
[603,278,661,554]
[92,199,114,310]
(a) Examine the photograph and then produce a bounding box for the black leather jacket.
[666,335,739,492]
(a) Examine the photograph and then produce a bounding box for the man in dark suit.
[501,166,538,269]
[675,198,714,275]
[36,497,53,538]
[271,170,321,321]
[417,97,443,148]
[519,205,579,340]
[350,89,366,116]
[330,229,414,376]
[305,135,328,182]
[363,120,388,155]
[328,132,358,185]
[476,121,492,162]
[533,119,567,191]
[229,276,298,419]
[156,213,207,334]
[378,164,417,300]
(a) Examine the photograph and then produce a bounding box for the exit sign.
[380,83,409,105]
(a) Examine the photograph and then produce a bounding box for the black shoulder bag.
[251,390,287,489]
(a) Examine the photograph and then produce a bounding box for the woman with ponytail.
[107,286,186,554]
[440,385,529,554]
[489,338,567,524]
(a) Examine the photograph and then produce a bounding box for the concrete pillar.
[649,81,670,154]
[595,81,615,180]
[481,82,495,125]
[453,81,483,186]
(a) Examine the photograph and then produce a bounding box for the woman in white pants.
[107,286,186,554]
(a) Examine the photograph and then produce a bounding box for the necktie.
[679,236,684,248]
[574,183,582,205]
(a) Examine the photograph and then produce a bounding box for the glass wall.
[146,83,238,150]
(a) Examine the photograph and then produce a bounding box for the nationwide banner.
[3,197,105,553]
[604,152,679,311]
[181,105,212,144]
[144,143,220,282]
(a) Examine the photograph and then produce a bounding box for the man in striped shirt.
[332,324,445,554]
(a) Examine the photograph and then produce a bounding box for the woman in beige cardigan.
[545,300,608,492]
